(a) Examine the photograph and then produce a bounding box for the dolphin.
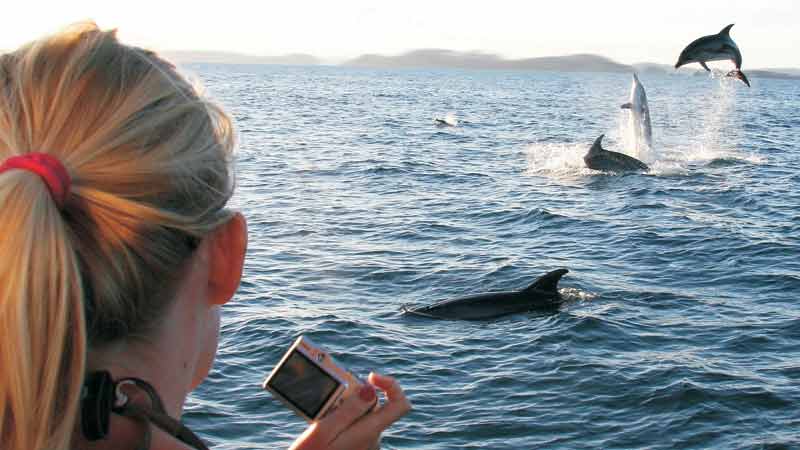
[674,24,750,87]
[621,73,653,152]
[584,134,649,172]
[401,269,569,320]
[434,113,459,127]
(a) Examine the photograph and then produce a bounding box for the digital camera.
[262,335,371,422]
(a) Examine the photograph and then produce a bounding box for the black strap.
[113,377,210,450]
[81,371,210,450]
[81,371,115,440]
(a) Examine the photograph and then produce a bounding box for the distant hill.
[514,54,631,72]
[632,62,699,75]
[633,62,800,80]
[746,70,800,80]
[160,51,321,66]
[759,67,800,76]
[344,49,632,73]
[346,49,507,70]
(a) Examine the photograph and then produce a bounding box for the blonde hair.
[0,22,235,449]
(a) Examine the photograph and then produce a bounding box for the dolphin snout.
[674,52,689,69]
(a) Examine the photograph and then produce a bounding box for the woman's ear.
[205,212,248,305]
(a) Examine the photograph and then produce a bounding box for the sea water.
[182,64,799,449]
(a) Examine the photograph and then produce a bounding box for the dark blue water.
[182,64,799,449]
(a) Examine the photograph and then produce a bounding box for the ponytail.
[0,168,86,449]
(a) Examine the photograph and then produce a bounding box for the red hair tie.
[0,152,71,209]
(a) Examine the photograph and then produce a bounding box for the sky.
[2,1,799,68]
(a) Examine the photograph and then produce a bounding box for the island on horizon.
[154,49,800,80]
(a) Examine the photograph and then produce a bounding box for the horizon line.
[157,48,800,72]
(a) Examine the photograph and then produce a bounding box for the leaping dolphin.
[621,73,653,152]
[675,24,750,87]
[584,134,649,172]
[401,269,569,320]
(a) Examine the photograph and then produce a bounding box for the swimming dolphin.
[621,73,653,151]
[674,24,750,87]
[584,134,649,172]
[401,269,569,320]
[434,113,459,127]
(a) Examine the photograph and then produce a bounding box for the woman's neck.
[75,232,226,449]
[86,337,192,418]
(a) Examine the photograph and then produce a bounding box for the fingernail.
[359,384,376,402]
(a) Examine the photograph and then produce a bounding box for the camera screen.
[267,349,341,418]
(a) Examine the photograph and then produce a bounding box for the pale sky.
[3,1,799,68]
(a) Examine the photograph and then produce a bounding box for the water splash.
[524,142,593,177]
[679,73,764,165]
[618,106,654,163]
[526,74,763,179]
[560,287,597,303]
[434,112,459,127]
[698,71,736,152]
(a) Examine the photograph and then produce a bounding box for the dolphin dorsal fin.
[523,269,568,294]
[593,134,605,147]
[719,24,734,36]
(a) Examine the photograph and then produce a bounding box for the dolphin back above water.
[621,73,653,151]
[674,24,750,87]
[401,269,569,320]
[584,134,650,172]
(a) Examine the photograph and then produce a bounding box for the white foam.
[524,142,594,177]
[435,112,459,127]
[560,287,597,303]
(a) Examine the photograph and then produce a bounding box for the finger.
[292,383,377,449]
[369,372,412,414]
[368,372,406,400]
[324,373,410,450]
[362,372,413,430]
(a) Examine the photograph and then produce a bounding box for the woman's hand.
[289,372,412,450]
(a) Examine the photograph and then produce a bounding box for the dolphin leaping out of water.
[674,24,750,87]
[401,269,569,320]
[584,134,649,172]
[621,73,653,152]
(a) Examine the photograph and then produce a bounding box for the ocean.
[181,64,799,449]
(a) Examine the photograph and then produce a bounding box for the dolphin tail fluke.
[726,69,751,87]
[738,70,751,88]
[523,269,569,294]
[719,24,734,36]
[621,102,633,109]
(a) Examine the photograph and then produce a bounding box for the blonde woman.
[0,23,410,450]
